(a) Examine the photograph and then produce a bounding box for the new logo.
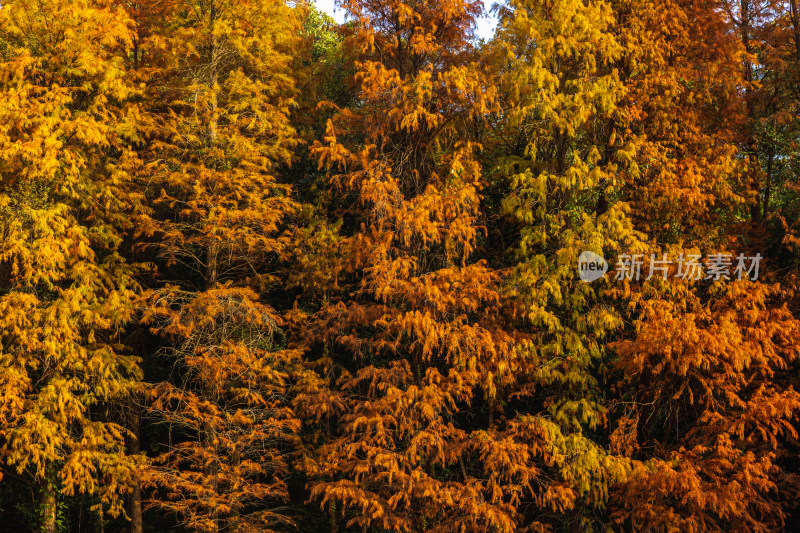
[578,251,608,282]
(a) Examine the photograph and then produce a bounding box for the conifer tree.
[484,0,643,528]
[0,0,144,530]
[610,279,800,532]
[612,0,746,240]
[600,2,800,530]
[131,0,306,530]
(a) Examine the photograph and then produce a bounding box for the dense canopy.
[1,0,800,532]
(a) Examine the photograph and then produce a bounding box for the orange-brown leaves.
[610,280,800,531]
[143,288,304,532]
[297,0,528,530]
[133,1,306,530]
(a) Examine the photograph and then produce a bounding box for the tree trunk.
[40,484,57,533]
[205,0,219,291]
[206,242,218,290]
[763,148,774,220]
[739,0,761,222]
[205,420,220,533]
[790,0,800,60]
[129,410,143,533]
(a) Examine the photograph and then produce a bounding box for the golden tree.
[610,278,800,532]
[0,0,144,530]
[612,0,746,240]
[141,287,304,532]
[485,0,644,529]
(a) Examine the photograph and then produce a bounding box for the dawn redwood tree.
[485,0,644,528]
[612,0,747,242]
[132,0,307,530]
[609,278,800,532]
[0,0,144,530]
[140,287,304,533]
[600,1,800,530]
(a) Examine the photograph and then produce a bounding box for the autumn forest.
[3,0,800,531]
